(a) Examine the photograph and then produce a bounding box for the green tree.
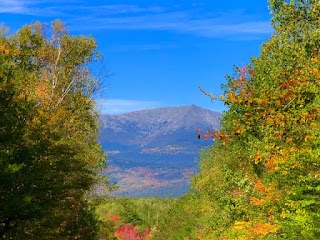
[191,0,320,239]
[0,21,107,239]
[152,0,320,239]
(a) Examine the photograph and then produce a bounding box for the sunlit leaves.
[0,20,105,239]
[190,0,320,239]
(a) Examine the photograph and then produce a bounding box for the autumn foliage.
[115,225,150,240]
[93,1,320,238]
[0,21,106,239]
[155,0,320,239]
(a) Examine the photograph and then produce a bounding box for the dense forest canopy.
[156,0,319,239]
[0,20,107,239]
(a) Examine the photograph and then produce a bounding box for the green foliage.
[95,197,173,239]
[0,21,106,239]
[152,193,210,240]
[154,0,320,239]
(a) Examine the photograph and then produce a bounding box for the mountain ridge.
[100,104,221,150]
[99,104,222,197]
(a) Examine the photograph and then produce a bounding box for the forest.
[0,0,319,239]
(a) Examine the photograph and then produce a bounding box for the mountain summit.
[99,105,222,197]
[100,104,221,152]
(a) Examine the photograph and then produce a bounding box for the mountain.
[100,104,221,154]
[99,105,222,197]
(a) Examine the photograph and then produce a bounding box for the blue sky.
[1,0,273,114]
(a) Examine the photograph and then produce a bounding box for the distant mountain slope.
[100,104,221,154]
[99,105,222,197]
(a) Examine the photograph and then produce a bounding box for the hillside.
[99,105,221,197]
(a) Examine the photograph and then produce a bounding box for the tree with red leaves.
[115,224,150,240]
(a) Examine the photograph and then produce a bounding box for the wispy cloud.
[0,1,164,16]
[96,98,161,115]
[109,44,177,52]
[0,0,25,13]
[1,2,273,38]
[83,14,272,37]
[71,4,164,15]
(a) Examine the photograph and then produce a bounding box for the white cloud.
[96,98,161,115]
[1,2,273,39]
[109,44,177,52]
[73,10,273,38]
[73,4,165,15]
[0,0,80,16]
[0,0,25,13]
[0,2,163,17]
[91,16,272,36]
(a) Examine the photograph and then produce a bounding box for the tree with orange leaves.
[190,0,320,239]
[0,21,107,239]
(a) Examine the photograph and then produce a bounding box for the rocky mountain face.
[99,105,222,197]
[100,104,221,154]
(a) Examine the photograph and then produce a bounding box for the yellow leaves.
[0,21,105,239]
[228,91,235,101]
[0,43,10,54]
[265,112,287,128]
[281,79,299,89]
[298,110,318,124]
[232,120,240,126]
[253,181,270,194]
[279,147,297,156]
[235,129,244,135]
[285,137,293,143]
[230,119,246,136]
[233,221,250,230]
[254,98,263,105]
[253,154,262,164]
[34,81,50,101]
[312,68,318,75]
[213,131,229,142]
[265,158,277,173]
[30,116,40,126]
[46,107,68,129]
[231,221,278,239]
[251,180,280,209]
[280,209,288,218]
[304,135,312,142]
[250,197,266,206]
[249,222,278,237]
